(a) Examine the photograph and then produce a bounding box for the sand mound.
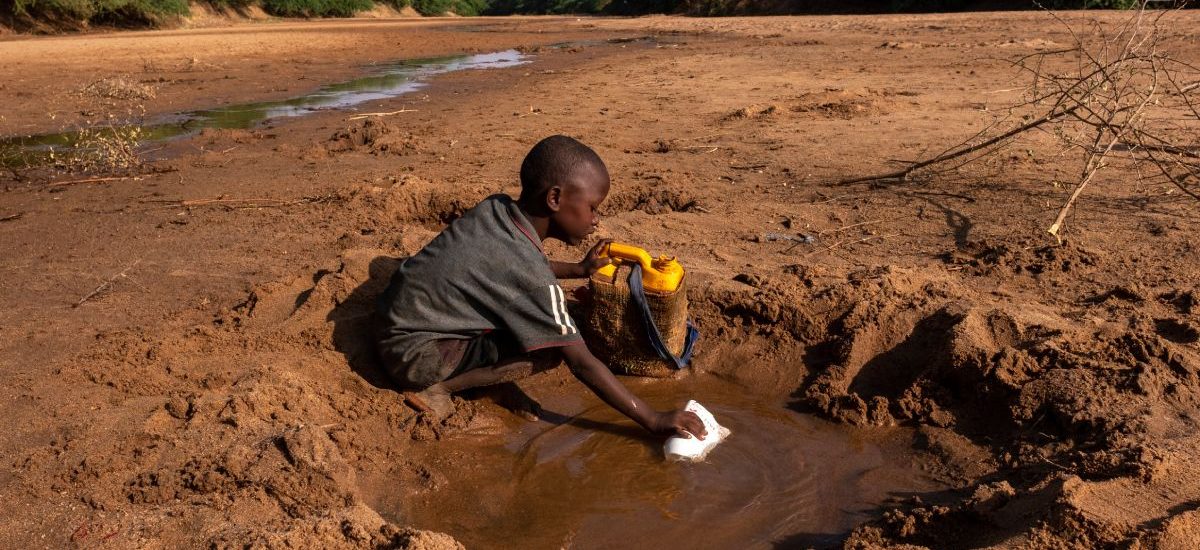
[789,89,888,119]
[775,265,1200,547]
[724,103,779,120]
[314,175,491,235]
[326,119,423,156]
[602,179,706,215]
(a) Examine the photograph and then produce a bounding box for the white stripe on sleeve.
[556,285,577,334]
[549,284,567,335]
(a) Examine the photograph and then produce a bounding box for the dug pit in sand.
[385,374,944,549]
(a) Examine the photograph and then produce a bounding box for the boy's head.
[518,135,610,246]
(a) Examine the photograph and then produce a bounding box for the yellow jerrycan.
[582,242,698,377]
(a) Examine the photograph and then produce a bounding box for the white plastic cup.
[663,400,730,462]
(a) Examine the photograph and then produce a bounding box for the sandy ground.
[1,11,1199,549]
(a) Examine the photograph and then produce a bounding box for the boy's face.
[549,167,609,246]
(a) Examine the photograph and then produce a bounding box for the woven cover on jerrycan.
[582,243,692,378]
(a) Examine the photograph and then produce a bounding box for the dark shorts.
[376,330,523,390]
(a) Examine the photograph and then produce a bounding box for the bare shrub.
[837,2,1199,240]
[49,106,148,174]
[79,76,157,101]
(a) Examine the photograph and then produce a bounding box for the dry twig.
[818,219,884,236]
[47,176,138,188]
[74,260,141,308]
[141,196,315,209]
[346,109,418,120]
[805,233,902,257]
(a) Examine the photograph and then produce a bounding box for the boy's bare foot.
[403,384,455,420]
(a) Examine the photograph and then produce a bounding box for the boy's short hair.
[519,135,607,202]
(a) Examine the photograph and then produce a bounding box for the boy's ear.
[545,186,562,213]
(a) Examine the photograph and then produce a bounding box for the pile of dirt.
[945,238,1102,279]
[763,265,1200,547]
[77,75,157,100]
[319,174,492,233]
[601,179,707,215]
[789,89,889,119]
[724,103,779,120]
[326,119,423,156]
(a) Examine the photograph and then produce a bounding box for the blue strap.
[627,264,699,370]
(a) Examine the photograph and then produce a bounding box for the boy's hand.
[560,345,706,440]
[650,409,708,440]
[577,238,614,277]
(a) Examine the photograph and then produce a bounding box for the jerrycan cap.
[653,255,683,274]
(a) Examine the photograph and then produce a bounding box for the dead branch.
[835,105,1080,185]
[141,196,313,209]
[47,176,139,187]
[805,233,902,258]
[346,109,418,120]
[817,219,883,236]
[74,260,141,308]
[834,1,1198,240]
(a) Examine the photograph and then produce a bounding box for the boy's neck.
[517,201,551,241]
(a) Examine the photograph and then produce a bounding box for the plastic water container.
[596,242,685,294]
[663,400,731,462]
[586,242,692,378]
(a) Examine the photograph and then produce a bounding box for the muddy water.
[0,50,528,167]
[380,375,945,549]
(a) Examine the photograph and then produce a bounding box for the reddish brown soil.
[1,12,1199,549]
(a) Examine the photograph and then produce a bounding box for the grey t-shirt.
[376,194,583,358]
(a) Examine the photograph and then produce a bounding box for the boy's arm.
[560,344,706,439]
[550,239,613,279]
[550,260,588,279]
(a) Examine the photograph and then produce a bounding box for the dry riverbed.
[1,12,1199,549]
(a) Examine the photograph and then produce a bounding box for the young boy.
[375,135,705,440]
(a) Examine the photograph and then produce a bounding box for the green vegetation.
[9,0,189,26]
[204,0,257,7]
[262,0,373,16]
[484,0,609,14]
[411,0,489,15]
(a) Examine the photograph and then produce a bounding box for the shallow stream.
[0,50,528,167]
[377,375,945,549]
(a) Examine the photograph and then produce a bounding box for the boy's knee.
[528,348,564,372]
